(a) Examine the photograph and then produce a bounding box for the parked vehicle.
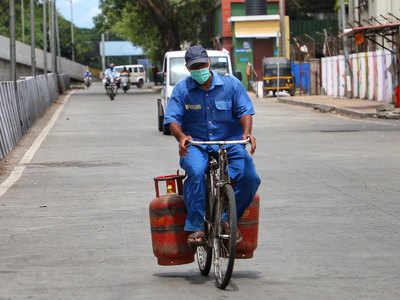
[263,57,295,97]
[156,50,241,135]
[115,64,146,88]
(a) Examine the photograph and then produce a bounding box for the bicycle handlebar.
[187,138,250,146]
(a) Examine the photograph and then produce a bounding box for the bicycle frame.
[188,139,250,245]
[188,138,250,289]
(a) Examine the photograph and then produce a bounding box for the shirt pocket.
[214,99,233,121]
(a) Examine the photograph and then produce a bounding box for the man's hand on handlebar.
[243,134,256,154]
[179,135,193,157]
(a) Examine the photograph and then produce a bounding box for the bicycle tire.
[213,184,237,289]
[196,172,212,276]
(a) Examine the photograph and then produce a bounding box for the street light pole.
[276,32,281,99]
[279,0,286,58]
[340,0,351,98]
[101,33,106,73]
[70,0,75,61]
[50,0,57,74]
[43,0,48,77]
[21,0,25,43]
[30,0,36,77]
[55,2,61,72]
[10,0,17,84]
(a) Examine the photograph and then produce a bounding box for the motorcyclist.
[83,68,92,87]
[120,66,131,92]
[104,63,120,88]
[83,68,92,79]
[120,66,130,75]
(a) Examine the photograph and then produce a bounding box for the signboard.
[138,59,152,67]
[235,48,252,53]
[99,41,144,57]
[243,41,251,49]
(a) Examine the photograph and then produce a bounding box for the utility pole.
[10,0,17,84]
[276,32,281,99]
[30,0,36,77]
[279,0,286,58]
[50,0,57,74]
[21,0,25,43]
[69,0,75,61]
[101,33,106,73]
[43,0,48,77]
[340,0,351,98]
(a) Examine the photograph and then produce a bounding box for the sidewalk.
[252,93,400,119]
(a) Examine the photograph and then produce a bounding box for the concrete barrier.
[0,35,87,81]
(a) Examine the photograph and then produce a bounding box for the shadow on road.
[72,90,157,96]
[152,269,262,291]
[153,270,213,285]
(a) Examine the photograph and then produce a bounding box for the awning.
[338,22,400,54]
[235,33,278,39]
[339,22,400,38]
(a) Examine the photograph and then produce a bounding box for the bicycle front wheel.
[213,184,237,289]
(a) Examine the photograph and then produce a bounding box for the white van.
[157,50,241,134]
[115,64,146,88]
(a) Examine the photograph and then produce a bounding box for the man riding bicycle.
[164,45,261,247]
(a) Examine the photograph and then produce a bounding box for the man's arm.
[240,115,256,154]
[169,122,192,157]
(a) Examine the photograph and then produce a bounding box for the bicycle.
[186,138,250,289]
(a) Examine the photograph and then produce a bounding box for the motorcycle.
[120,73,130,94]
[103,77,118,101]
[84,76,92,88]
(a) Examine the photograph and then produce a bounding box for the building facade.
[212,0,289,88]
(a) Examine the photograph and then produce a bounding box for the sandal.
[222,222,243,244]
[187,231,205,247]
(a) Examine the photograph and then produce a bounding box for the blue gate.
[291,62,311,94]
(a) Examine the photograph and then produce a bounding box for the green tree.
[95,0,217,63]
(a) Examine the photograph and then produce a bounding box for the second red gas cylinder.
[236,194,260,259]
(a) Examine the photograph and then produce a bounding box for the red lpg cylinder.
[236,194,260,259]
[150,174,195,266]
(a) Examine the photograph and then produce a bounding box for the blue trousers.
[180,144,261,232]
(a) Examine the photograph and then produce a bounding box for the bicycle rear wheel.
[213,184,237,289]
[196,172,212,276]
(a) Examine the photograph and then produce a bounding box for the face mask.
[190,67,211,84]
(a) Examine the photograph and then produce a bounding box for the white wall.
[322,50,396,103]
[374,0,400,19]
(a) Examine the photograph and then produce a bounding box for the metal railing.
[0,74,70,160]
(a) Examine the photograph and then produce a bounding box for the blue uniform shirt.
[164,71,255,141]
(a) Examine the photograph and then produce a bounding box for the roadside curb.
[278,97,378,119]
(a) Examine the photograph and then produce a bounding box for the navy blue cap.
[185,45,209,68]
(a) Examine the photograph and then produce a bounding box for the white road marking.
[0,91,74,199]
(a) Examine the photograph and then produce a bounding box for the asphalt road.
[1,84,400,299]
